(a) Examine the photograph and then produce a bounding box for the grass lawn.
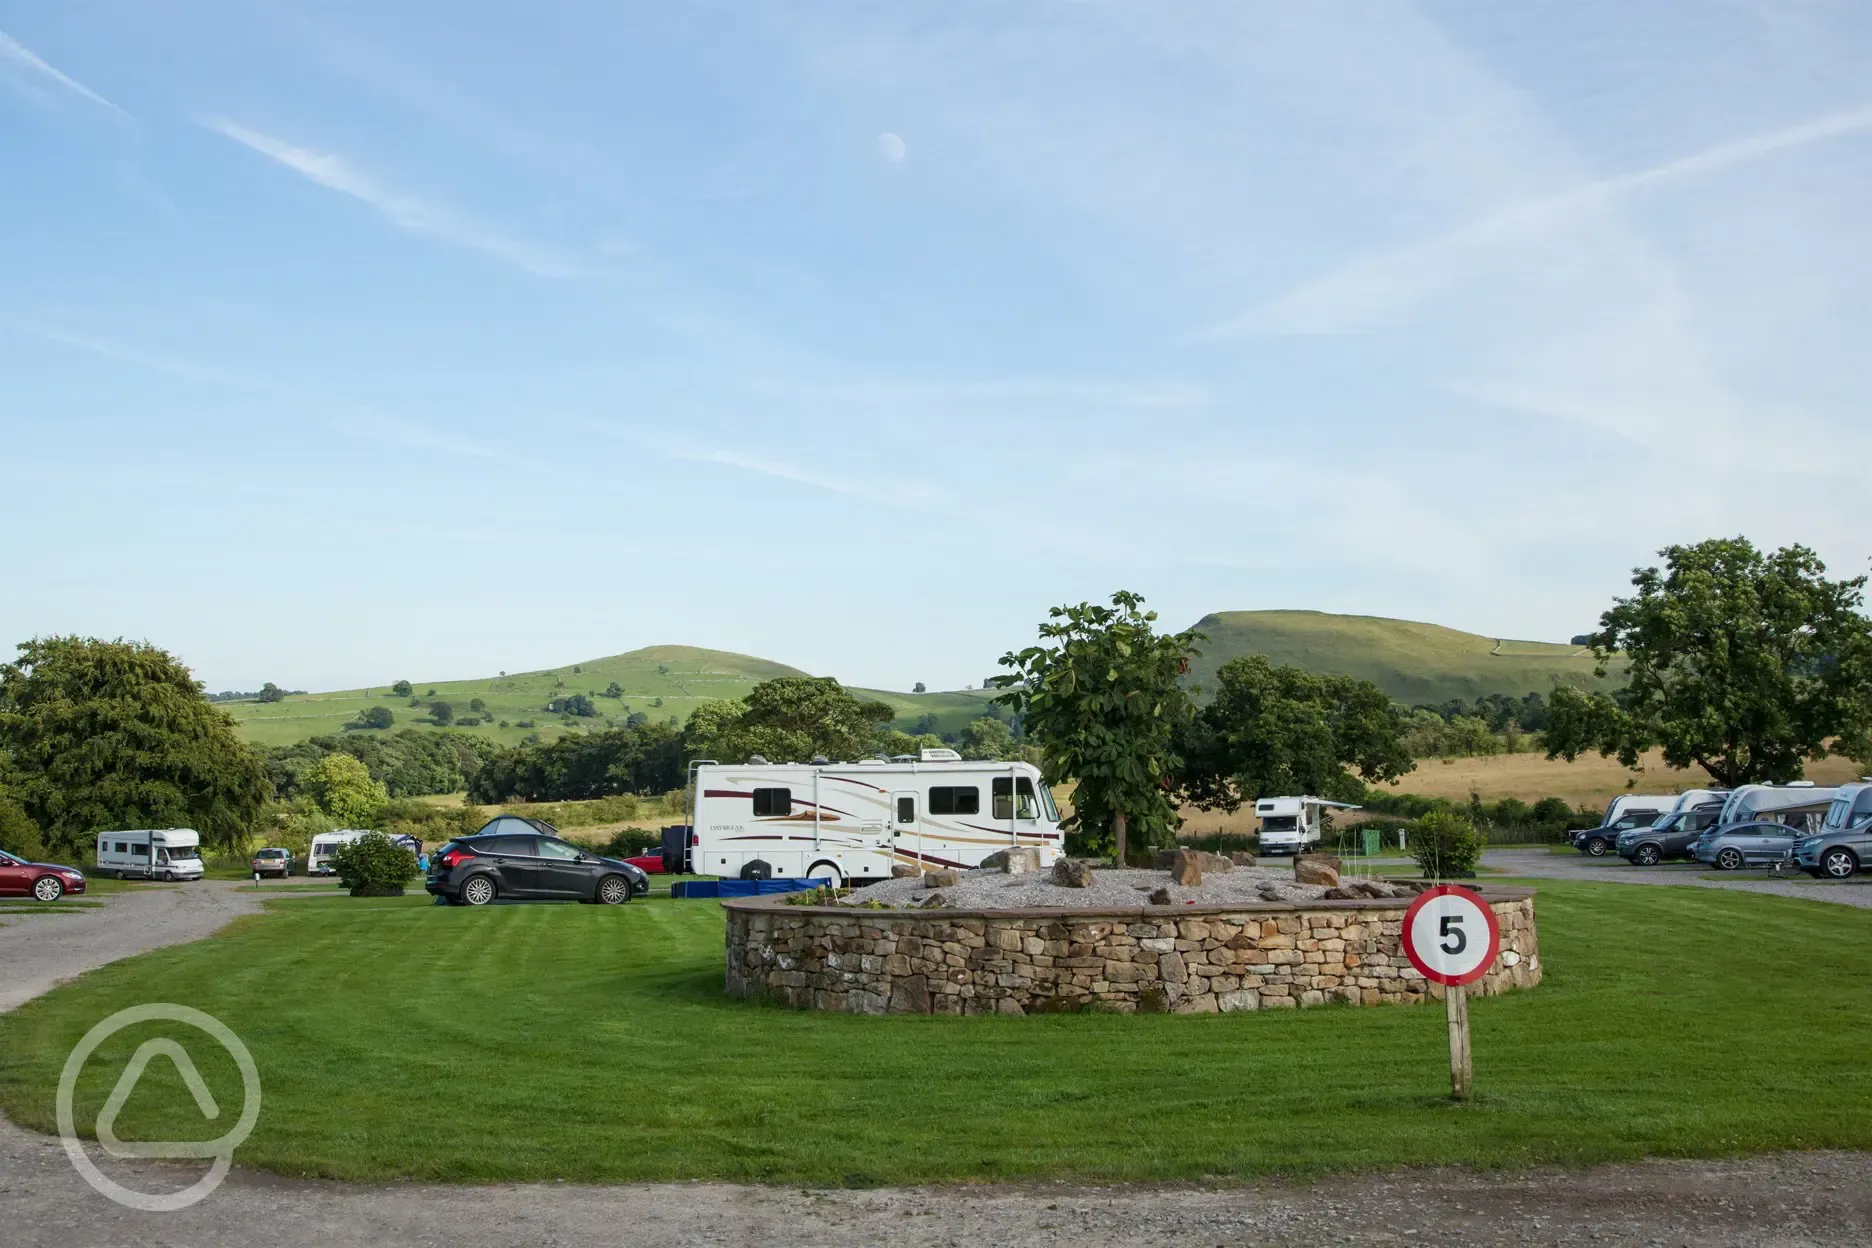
[2,882,1868,1187]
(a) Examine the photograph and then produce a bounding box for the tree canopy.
[1545,537,1872,786]
[0,636,269,854]
[1176,655,1414,810]
[467,720,686,803]
[686,677,896,764]
[991,591,1198,860]
[302,752,388,825]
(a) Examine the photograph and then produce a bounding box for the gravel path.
[0,881,262,1012]
[1484,850,1872,908]
[2,1116,1868,1246]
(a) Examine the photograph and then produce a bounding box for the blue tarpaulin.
[671,878,823,899]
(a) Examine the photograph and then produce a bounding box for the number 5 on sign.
[1400,885,1501,1101]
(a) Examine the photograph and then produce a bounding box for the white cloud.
[1207,101,1872,340]
[205,119,585,277]
[0,29,129,119]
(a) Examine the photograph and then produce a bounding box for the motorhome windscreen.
[1261,816,1299,832]
[166,846,200,860]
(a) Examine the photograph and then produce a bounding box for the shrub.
[514,720,536,729]
[599,828,661,858]
[330,832,419,896]
[469,698,486,714]
[391,680,413,697]
[431,701,454,725]
[1409,810,1484,879]
[351,706,394,731]
[0,791,47,861]
[455,716,481,727]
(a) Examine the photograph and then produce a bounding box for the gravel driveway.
[0,880,261,1011]
[1484,849,1872,908]
[4,870,1870,1246]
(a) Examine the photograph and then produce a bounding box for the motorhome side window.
[752,788,792,817]
[928,786,979,816]
[992,777,1039,819]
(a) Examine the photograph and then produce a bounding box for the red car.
[0,849,88,901]
[623,852,666,875]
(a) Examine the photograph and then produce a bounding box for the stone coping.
[719,883,1535,922]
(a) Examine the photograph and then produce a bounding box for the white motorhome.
[688,750,1060,883]
[1716,782,1839,834]
[308,829,377,876]
[1253,796,1360,856]
[94,829,204,881]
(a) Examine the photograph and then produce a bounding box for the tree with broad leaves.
[990,591,1199,864]
[1176,656,1415,812]
[684,677,895,764]
[1544,537,1872,787]
[0,636,269,855]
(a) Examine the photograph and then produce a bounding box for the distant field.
[1186,610,1618,706]
[1175,749,1870,835]
[225,644,1003,749]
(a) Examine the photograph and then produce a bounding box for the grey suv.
[1617,802,1726,866]
[425,821,649,906]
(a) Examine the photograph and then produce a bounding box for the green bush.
[1409,810,1484,879]
[0,792,47,861]
[330,832,419,896]
[598,828,662,858]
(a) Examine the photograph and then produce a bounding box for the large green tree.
[1176,655,1415,811]
[302,753,389,825]
[1545,538,1872,786]
[0,637,269,854]
[991,591,1198,863]
[684,677,895,764]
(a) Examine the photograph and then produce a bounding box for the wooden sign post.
[1401,884,1500,1102]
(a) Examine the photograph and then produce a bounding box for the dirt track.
[4,874,1870,1245]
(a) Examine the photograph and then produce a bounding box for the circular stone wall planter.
[721,887,1539,1015]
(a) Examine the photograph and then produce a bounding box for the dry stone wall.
[722,888,1540,1015]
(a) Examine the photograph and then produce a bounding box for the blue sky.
[4,1,1870,694]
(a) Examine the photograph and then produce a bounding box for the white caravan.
[308,829,377,875]
[94,829,205,881]
[1601,794,1679,827]
[1717,782,1839,834]
[1820,781,1872,833]
[1253,796,1360,856]
[688,749,1060,883]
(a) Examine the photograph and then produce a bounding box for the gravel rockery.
[838,863,1351,909]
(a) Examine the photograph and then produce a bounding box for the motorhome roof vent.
[857,758,887,766]
[746,754,769,765]
[919,748,962,762]
[891,754,915,762]
[1788,780,1816,787]
[809,754,830,765]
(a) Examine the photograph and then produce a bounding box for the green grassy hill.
[1185,610,1617,706]
[225,645,1001,749]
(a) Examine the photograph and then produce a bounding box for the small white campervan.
[1253,796,1360,856]
[94,829,205,881]
[1717,783,1840,834]
[308,829,377,876]
[688,749,1060,884]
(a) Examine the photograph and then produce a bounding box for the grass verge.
[1,882,1868,1186]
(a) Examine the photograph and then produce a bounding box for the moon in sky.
[877,132,906,163]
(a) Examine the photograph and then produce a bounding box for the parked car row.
[1574,781,1872,879]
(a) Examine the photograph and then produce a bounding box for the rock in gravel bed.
[836,863,1392,909]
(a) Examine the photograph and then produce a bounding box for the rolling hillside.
[1184,610,1618,706]
[225,645,999,748]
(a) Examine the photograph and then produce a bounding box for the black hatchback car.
[426,817,649,906]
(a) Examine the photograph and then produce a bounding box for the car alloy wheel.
[1635,845,1660,866]
[461,876,496,906]
[1823,848,1857,879]
[32,876,64,902]
[1717,847,1744,871]
[597,875,630,905]
[1586,838,1609,857]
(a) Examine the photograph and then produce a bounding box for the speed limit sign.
[1401,884,1501,986]
[1400,884,1501,1101]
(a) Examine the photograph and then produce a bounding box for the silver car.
[1694,820,1803,871]
[1793,825,1872,879]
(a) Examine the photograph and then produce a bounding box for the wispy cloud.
[1206,101,1872,340]
[654,441,935,504]
[0,28,130,120]
[748,377,1212,410]
[205,119,585,278]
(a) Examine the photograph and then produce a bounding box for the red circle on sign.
[1400,884,1501,986]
